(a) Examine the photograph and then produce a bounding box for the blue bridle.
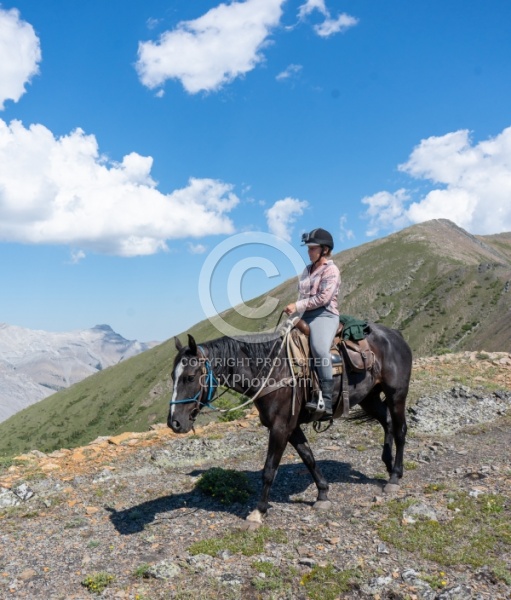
[169,345,218,410]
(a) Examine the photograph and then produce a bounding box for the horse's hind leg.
[367,385,408,491]
[289,426,330,510]
[359,390,394,476]
[385,390,408,488]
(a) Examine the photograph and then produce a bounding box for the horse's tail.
[346,407,380,424]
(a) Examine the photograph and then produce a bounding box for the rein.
[169,318,295,416]
[229,316,297,409]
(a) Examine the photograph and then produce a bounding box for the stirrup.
[305,392,325,413]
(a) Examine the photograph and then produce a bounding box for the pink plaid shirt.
[295,260,340,315]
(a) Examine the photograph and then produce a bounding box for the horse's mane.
[204,333,282,363]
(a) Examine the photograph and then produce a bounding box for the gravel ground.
[1,365,510,599]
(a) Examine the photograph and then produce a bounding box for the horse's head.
[167,334,216,434]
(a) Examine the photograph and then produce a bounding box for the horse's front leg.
[245,426,288,529]
[289,426,331,510]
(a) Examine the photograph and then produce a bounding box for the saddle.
[286,328,343,380]
[288,317,375,418]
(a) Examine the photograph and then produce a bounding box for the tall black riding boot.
[305,378,334,418]
[320,378,334,419]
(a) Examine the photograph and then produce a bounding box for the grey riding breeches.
[302,307,339,381]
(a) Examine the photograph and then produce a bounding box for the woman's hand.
[284,303,297,315]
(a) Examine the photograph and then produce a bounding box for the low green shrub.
[81,572,115,594]
[300,564,362,600]
[132,563,151,578]
[197,467,253,505]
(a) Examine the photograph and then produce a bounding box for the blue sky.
[1,0,511,342]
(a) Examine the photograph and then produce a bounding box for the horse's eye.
[186,375,195,383]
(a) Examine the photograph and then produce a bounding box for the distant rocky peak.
[0,323,158,423]
[92,324,115,333]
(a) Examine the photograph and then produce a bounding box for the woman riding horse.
[285,228,340,419]
[169,324,412,527]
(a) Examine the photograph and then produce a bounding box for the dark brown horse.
[168,322,412,528]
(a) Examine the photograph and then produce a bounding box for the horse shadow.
[106,459,383,535]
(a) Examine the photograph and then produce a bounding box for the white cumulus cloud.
[362,126,511,236]
[314,13,359,38]
[339,214,355,242]
[276,63,302,81]
[265,197,308,241]
[0,119,239,256]
[69,249,86,264]
[0,7,41,109]
[362,189,411,237]
[298,1,358,38]
[136,0,285,94]
[187,242,207,254]
[298,0,328,19]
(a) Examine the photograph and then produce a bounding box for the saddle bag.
[291,317,374,373]
[340,339,375,372]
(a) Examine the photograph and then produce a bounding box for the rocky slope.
[0,323,156,422]
[0,352,510,599]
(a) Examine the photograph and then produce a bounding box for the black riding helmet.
[301,228,334,251]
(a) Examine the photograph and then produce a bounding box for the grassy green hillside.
[338,222,511,354]
[1,219,510,457]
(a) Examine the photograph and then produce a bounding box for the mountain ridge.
[0,219,509,456]
[0,323,157,423]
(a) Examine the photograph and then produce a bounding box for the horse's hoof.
[240,520,262,531]
[383,483,400,494]
[313,500,332,511]
[243,508,264,530]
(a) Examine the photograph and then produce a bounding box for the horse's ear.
[188,334,198,356]
[174,336,183,351]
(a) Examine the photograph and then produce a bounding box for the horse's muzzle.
[168,416,193,434]
[168,417,182,433]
